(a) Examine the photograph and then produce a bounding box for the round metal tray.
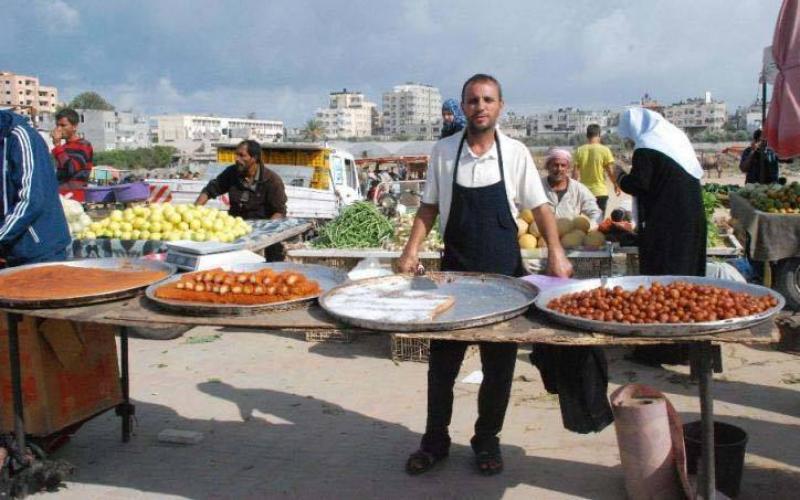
[0,258,177,309]
[534,275,785,337]
[145,263,346,316]
[319,272,539,332]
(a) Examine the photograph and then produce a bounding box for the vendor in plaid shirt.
[50,108,94,186]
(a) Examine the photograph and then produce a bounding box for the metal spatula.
[410,263,438,290]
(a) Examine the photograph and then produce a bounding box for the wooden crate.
[305,329,354,343]
[391,335,430,363]
[0,317,122,436]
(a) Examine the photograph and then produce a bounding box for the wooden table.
[2,298,776,499]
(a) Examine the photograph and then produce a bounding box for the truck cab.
[214,142,363,219]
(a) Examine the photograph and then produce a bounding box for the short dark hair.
[461,74,503,102]
[237,139,262,163]
[753,129,763,141]
[586,124,601,138]
[55,108,80,126]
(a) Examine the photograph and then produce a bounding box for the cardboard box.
[0,315,122,436]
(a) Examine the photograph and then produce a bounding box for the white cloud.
[73,77,326,125]
[33,0,80,34]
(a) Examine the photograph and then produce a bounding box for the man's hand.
[532,204,573,278]
[546,246,573,278]
[50,127,62,144]
[397,250,419,274]
[397,203,438,273]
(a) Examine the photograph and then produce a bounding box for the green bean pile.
[313,202,394,248]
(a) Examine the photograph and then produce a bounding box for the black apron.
[441,132,524,277]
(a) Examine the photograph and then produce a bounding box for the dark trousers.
[596,196,609,215]
[421,340,518,455]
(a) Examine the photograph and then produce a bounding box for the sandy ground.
[29,326,800,500]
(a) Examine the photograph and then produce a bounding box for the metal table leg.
[6,313,26,456]
[115,326,134,443]
[697,341,716,499]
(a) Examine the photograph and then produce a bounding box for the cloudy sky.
[2,0,784,126]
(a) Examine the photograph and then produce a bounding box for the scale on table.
[164,241,265,271]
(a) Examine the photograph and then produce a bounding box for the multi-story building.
[0,71,58,124]
[499,111,529,139]
[733,99,767,134]
[528,108,616,139]
[59,109,152,152]
[154,114,284,159]
[382,83,442,139]
[315,89,377,138]
[663,92,727,135]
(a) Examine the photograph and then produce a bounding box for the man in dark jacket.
[0,110,71,265]
[196,139,287,260]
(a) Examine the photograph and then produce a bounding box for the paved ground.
[30,326,800,499]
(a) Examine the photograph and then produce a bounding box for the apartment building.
[315,89,377,138]
[0,71,58,124]
[663,92,727,134]
[382,83,442,139]
[155,114,284,158]
[529,108,616,139]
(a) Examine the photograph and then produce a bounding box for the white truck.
[147,143,363,219]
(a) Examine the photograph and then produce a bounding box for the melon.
[528,220,541,237]
[516,218,529,237]
[519,234,538,249]
[583,230,606,249]
[572,215,591,233]
[519,208,534,224]
[556,217,574,237]
[561,229,585,249]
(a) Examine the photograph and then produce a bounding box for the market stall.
[0,259,783,499]
[730,190,800,307]
[69,218,312,259]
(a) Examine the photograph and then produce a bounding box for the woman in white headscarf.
[616,107,706,276]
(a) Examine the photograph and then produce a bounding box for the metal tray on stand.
[0,258,177,309]
[534,275,785,337]
[319,272,539,332]
[145,262,346,316]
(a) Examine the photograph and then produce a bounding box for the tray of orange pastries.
[146,263,346,315]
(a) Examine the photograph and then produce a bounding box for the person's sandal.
[405,449,447,475]
[475,450,503,476]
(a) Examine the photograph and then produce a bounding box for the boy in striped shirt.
[51,107,94,185]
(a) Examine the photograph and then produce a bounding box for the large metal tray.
[0,258,177,309]
[319,272,539,332]
[534,275,785,337]
[145,262,346,316]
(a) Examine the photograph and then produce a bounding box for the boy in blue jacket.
[0,110,70,266]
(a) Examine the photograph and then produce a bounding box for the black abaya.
[619,148,706,276]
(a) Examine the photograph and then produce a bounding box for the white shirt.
[541,176,603,224]
[422,130,550,234]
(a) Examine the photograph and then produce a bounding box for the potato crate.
[391,334,430,363]
[522,248,614,279]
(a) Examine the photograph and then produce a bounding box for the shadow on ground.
[53,382,624,499]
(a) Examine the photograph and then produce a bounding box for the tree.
[94,146,177,170]
[69,91,115,111]
[301,119,326,142]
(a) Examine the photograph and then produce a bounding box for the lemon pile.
[77,203,253,242]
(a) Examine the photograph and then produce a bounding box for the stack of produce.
[702,190,723,247]
[516,210,606,250]
[383,213,443,252]
[739,182,800,214]
[60,195,93,237]
[313,202,393,249]
[703,183,740,197]
[154,267,320,305]
[77,203,252,242]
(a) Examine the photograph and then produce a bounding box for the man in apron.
[398,74,572,476]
